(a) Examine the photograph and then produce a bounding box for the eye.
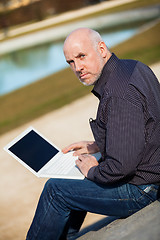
[67,60,74,65]
[80,54,85,59]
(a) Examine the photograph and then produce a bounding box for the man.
[26,28,160,240]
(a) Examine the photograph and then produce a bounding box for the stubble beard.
[79,72,101,86]
[78,53,105,86]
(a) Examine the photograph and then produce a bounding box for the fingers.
[62,142,85,154]
[75,158,82,167]
[77,154,89,161]
[73,149,87,156]
[62,141,99,155]
[62,143,79,153]
[75,154,98,177]
[75,157,87,176]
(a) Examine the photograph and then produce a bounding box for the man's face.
[63,36,106,86]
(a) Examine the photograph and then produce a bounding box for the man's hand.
[62,141,99,156]
[76,154,99,177]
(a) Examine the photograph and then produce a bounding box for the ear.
[97,41,107,58]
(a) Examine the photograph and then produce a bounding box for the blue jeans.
[26,178,159,240]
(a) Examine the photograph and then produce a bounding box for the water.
[0,28,138,96]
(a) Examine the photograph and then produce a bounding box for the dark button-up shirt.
[88,53,160,185]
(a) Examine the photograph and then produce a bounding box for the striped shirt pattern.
[88,54,160,185]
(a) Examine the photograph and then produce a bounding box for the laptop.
[4,126,101,179]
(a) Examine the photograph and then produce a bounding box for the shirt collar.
[92,53,119,99]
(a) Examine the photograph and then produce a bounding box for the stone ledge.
[76,200,160,240]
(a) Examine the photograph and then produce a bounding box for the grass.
[0,68,91,134]
[112,21,160,65]
[0,3,160,135]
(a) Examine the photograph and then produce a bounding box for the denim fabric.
[26,178,159,240]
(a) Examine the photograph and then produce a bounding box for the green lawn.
[112,21,160,65]
[0,68,91,134]
[0,10,160,135]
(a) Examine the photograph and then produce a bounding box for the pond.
[0,28,138,96]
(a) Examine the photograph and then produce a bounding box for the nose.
[75,60,83,72]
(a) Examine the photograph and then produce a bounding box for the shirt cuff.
[87,166,97,181]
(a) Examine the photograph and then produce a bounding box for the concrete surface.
[77,200,160,240]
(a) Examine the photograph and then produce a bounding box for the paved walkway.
[0,62,159,240]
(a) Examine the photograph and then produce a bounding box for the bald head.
[63,28,112,86]
[64,28,103,51]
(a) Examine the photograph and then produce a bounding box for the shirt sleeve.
[87,97,145,184]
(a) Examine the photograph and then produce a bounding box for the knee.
[44,179,58,195]
[43,179,70,212]
[43,179,66,199]
[45,178,56,189]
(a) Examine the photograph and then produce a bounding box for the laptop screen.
[8,130,59,172]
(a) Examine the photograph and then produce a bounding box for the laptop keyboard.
[45,152,78,175]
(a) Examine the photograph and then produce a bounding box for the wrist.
[93,141,100,152]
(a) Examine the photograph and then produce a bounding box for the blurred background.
[0,0,160,239]
[0,0,160,135]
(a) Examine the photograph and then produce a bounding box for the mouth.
[79,73,89,80]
